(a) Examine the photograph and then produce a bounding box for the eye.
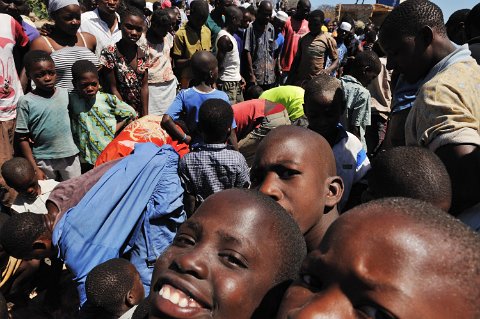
[275,166,300,179]
[357,305,395,319]
[300,273,323,290]
[219,251,248,269]
[173,234,195,247]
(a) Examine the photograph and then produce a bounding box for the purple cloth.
[21,20,40,42]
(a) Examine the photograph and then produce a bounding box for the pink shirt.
[280,17,309,72]
[0,14,28,121]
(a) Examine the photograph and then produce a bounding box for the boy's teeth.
[158,284,203,308]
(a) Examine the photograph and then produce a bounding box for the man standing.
[206,0,233,46]
[279,0,310,82]
[244,0,277,90]
[79,0,122,56]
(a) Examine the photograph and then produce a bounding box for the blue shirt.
[166,87,235,142]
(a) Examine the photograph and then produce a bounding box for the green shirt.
[260,85,305,121]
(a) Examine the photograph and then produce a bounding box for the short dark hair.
[0,212,47,258]
[446,8,470,28]
[380,0,447,38]
[189,0,209,17]
[347,197,480,316]
[466,3,480,39]
[1,157,35,189]
[24,50,54,75]
[120,5,146,22]
[368,146,452,210]
[198,99,233,143]
[352,50,381,74]
[71,60,98,81]
[245,85,263,100]
[86,258,138,315]
[308,9,324,24]
[304,73,345,114]
[150,7,171,27]
[190,51,218,83]
[225,5,242,25]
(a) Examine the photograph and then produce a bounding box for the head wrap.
[48,0,80,15]
[339,21,352,32]
[161,0,171,8]
[274,10,288,23]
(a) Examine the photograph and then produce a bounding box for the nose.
[173,249,209,280]
[257,172,283,202]
[287,287,354,319]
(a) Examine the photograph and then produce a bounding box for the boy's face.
[304,90,343,138]
[29,61,57,92]
[149,192,281,319]
[10,173,40,199]
[241,12,254,29]
[121,14,145,44]
[130,267,146,304]
[379,32,429,83]
[250,135,329,235]
[277,211,464,319]
[74,71,99,99]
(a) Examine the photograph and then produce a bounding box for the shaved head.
[191,50,218,81]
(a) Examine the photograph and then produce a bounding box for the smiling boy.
[149,189,307,319]
[276,197,480,319]
[250,126,343,251]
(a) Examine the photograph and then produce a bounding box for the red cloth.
[95,115,189,166]
[280,17,309,72]
[232,100,286,140]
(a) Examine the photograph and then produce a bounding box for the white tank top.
[215,30,241,82]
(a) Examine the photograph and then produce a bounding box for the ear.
[419,25,434,47]
[125,288,137,307]
[324,176,344,209]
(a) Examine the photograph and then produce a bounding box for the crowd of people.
[0,0,480,317]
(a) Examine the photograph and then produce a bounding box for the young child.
[149,189,307,319]
[70,60,137,171]
[1,157,59,214]
[15,50,81,182]
[251,125,344,251]
[172,0,211,88]
[84,258,144,319]
[303,73,370,211]
[365,146,452,212]
[145,8,178,115]
[161,51,237,147]
[179,99,250,214]
[288,10,338,86]
[277,197,480,319]
[340,50,381,150]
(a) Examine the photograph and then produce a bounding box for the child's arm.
[141,69,149,117]
[15,133,46,180]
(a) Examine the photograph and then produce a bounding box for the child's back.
[178,99,250,211]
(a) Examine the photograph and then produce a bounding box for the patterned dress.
[69,91,137,165]
[100,44,148,116]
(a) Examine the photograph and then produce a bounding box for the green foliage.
[27,0,49,20]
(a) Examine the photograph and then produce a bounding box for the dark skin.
[277,206,476,319]
[97,0,120,32]
[106,14,148,117]
[149,189,292,319]
[293,0,310,21]
[0,0,28,22]
[16,60,57,181]
[161,52,239,150]
[380,26,479,213]
[245,1,273,84]
[251,126,343,252]
[210,0,233,26]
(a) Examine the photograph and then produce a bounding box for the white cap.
[339,21,352,32]
[274,10,288,23]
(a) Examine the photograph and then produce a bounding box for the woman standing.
[29,0,99,91]
[100,7,149,117]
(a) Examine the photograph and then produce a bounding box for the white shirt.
[215,30,241,82]
[11,179,59,214]
[79,9,122,57]
[119,305,138,319]
[332,128,370,211]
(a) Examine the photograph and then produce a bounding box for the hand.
[35,167,47,180]
[240,77,246,90]
[184,135,192,145]
[39,23,55,37]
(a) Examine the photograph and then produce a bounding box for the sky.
[309,0,478,21]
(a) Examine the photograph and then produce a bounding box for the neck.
[195,82,214,92]
[99,9,117,27]
[187,22,202,33]
[253,21,266,31]
[118,38,137,51]
[225,25,235,34]
[304,208,339,252]
[146,30,163,44]
[429,38,457,69]
[33,87,55,98]
[51,28,77,43]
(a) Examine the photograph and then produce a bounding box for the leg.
[36,159,58,180]
[58,155,81,181]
